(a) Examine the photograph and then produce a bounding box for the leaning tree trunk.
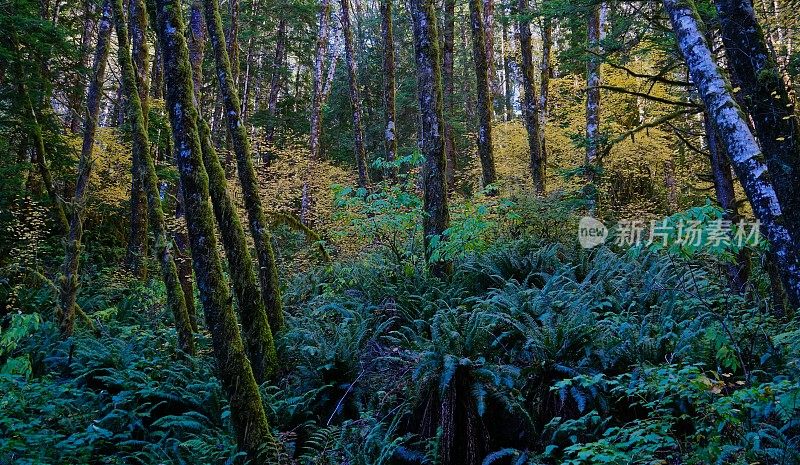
[196,117,279,382]
[125,0,151,278]
[469,0,497,190]
[518,0,544,195]
[12,39,69,232]
[59,0,112,336]
[302,0,332,224]
[340,0,371,187]
[381,0,398,181]
[202,0,285,334]
[154,0,274,458]
[442,0,456,190]
[410,0,451,277]
[585,4,601,209]
[663,0,800,308]
[112,0,195,354]
[715,0,800,236]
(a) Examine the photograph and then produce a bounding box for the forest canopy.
[1,0,800,463]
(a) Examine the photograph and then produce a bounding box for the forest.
[1,0,800,462]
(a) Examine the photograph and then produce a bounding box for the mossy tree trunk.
[154,0,274,458]
[58,0,112,337]
[201,0,285,336]
[517,0,544,195]
[340,0,371,188]
[125,0,151,279]
[381,0,398,181]
[113,0,195,354]
[469,0,497,190]
[539,16,552,173]
[409,0,451,277]
[664,0,800,308]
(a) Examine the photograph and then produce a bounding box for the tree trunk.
[188,0,206,101]
[518,0,544,195]
[381,0,398,181]
[113,0,195,354]
[265,17,287,152]
[12,38,69,232]
[663,0,800,308]
[705,112,750,293]
[410,0,451,277]
[340,0,370,187]
[442,0,456,190]
[302,0,331,224]
[483,0,498,115]
[202,0,285,335]
[58,0,112,337]
[70,0,97,134]
[501,16,513,122]
[154,0,274,457]
[226,0,240,85]
[469,0,497,190]
[125,0,151,278]
[715,0,800,235]
[539,16,552,173]
[585,5,601,208]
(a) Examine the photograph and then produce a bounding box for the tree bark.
[663,0,800,308]
[715,0,800,236]
[705,112,749,293]
[483,0,498,115]
[442,0,456,190]
[501,16,513,122]
[58,0,112,337]
[381,0,398,181]
[340,0,371,187]
[188,0,206,101]
[518,0,544,195]
[113,0,195,354]
[469,0,497,190]
[154,0,274,457]
[125,0,151,278]
[202,0,285,335]
[585,4,601,208]
[410,0,451,277]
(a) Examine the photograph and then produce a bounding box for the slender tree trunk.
[381,0,398,181]
[113,0,195,354]
[483,0,498,114]
[70,0,97,133]
[202,0,285,334]
[585,5,601,209]
[188,0,206,101]
[501,17,513,122]
[226,0,240,85]
[663,0,800,308]
[518,0,544,195]
[155,0,274,457]
[340,0,370,187]
[705,112,750,293]
[265,18,287,150]
[442,0,456,191]
[58,0,112,337]
[469,0,497,190]
[410,0,451,277]
[715,0,800,235]
[302,0,331,224]
[126,0,151,278]
[539,16,552,168]
[174,186,198,331]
